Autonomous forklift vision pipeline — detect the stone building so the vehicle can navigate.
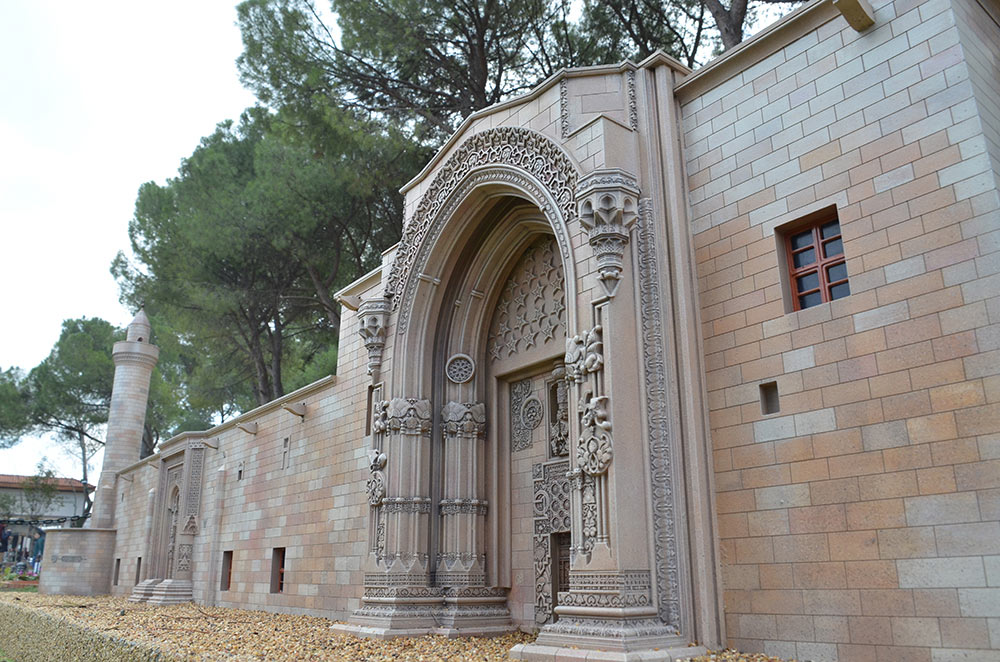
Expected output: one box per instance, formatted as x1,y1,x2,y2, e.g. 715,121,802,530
40,0,1000,659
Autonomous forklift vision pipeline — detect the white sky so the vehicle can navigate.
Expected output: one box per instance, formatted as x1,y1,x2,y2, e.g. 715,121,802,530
0,1,257,480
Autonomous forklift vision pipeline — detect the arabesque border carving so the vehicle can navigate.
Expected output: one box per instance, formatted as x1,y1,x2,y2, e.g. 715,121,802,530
386,127,579,333
636,198,681,628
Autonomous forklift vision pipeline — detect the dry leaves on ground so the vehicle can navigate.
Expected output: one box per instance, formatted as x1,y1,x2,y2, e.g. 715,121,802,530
0,594,791,662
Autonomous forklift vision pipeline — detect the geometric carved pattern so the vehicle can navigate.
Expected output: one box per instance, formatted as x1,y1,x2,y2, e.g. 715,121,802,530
636,198,682,628
487,236,566,362
445,354,475,384
532,460,570,625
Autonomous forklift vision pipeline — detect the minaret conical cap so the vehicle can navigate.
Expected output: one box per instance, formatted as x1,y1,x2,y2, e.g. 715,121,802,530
126,308,152,343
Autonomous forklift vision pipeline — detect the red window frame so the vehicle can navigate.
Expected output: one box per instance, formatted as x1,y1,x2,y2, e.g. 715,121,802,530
785,215,849,311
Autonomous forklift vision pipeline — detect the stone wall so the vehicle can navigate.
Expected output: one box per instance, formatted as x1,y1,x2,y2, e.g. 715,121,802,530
40,529,116,596
680,0,1000,659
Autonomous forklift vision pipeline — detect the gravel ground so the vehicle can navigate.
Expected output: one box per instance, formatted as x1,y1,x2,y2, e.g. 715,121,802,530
0,594,791,662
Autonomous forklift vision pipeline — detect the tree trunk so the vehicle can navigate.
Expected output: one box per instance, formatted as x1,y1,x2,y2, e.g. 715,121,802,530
702,0,749,50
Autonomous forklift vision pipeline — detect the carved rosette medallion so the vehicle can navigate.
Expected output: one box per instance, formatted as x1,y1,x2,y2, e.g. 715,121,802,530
357,298,390,376
575,170,640,298
445,353,475,384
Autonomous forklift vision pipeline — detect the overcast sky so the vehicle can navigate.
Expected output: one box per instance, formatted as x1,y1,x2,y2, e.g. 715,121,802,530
0,2,257,479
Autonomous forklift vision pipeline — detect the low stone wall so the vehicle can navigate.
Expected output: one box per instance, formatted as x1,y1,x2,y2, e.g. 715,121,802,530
0,602,169,662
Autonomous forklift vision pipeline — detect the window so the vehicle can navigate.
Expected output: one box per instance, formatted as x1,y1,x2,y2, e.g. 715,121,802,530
270,547,286,593
759,381,779,415
281,437,290,470
221,550,233,591
135,557,142,585
783,210,849,311
113,558,121,586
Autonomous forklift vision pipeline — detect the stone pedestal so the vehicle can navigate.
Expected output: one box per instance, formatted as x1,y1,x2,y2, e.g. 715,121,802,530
39,528,116,596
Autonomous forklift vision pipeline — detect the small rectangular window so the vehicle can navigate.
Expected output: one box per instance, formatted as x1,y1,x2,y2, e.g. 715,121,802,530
780,207,849,311
281,438,290,470
113,558,121,586
270,547,286,594
760,381,780,415
135,557,142,585
221,550,233,591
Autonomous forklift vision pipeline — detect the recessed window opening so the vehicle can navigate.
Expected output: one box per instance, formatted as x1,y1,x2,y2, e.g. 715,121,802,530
281,437,290,470
221,550,233,591
270,547,286,593
787,216,848,309
135,557,142,585
113,558,121,586
760,381,780,415
237,461,244,481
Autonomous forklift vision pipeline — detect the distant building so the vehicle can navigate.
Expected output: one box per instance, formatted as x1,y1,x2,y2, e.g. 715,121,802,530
0,474,91,527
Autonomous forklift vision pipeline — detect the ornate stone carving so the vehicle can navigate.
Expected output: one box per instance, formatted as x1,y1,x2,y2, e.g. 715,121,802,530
564,325,603,383
381,497,433,513
487,236,566,362
372,400,389,436
559,77,569,138
510,379,533,453
576,170,640,297
577,396,613,475
442,401,486,439
385,398,432,436
366,449,387,506
627,69,638,131
182,514,198,536
357,298,390,376
445,353,475,384
386,127,579,332
532,460,571,625
185,446,204,517
559,571,652,609
439,499,488,516
636,198,681,627
521,395,543,430
549,367,570,457
176,544,192,572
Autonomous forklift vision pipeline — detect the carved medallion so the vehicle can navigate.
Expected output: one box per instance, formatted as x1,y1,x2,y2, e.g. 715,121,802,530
445,354,475,384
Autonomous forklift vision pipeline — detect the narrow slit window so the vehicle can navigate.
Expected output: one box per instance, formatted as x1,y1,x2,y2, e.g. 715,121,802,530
270,547,286,594
221,550,233,591
113,558,121,586
135,557,142,585
281,438,290,470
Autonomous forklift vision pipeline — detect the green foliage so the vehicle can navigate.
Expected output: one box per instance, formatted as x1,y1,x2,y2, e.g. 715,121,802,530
114,107,421,409
237,0,588,142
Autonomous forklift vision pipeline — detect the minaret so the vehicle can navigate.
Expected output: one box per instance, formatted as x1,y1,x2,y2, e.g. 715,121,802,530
91,309,159,529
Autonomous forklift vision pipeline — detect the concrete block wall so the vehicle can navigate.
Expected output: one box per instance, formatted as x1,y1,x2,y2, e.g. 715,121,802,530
680,0,1000,659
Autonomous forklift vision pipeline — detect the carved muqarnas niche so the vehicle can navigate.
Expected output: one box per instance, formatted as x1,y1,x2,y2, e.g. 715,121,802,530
487,236,566,362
